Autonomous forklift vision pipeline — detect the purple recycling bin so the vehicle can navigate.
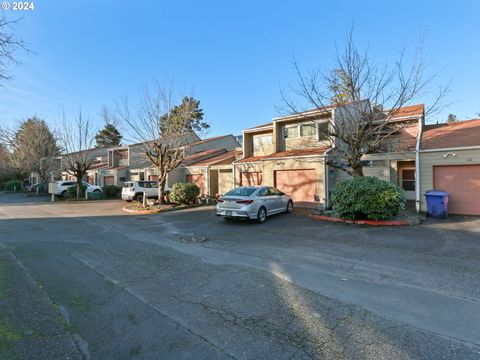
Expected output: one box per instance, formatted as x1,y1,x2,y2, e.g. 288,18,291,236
425,190,449,218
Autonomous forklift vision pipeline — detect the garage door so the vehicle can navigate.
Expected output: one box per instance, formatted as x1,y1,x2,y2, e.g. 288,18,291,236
104,176,115,186
218,169,233,194
433,165,480,215
240,172,262,186
274,169,316,203
186,174,205,195
148,175,159,181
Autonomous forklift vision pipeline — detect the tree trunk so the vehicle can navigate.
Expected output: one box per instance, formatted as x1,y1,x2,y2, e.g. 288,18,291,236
351,163,364,177
157,178,167,205
76,176,83,199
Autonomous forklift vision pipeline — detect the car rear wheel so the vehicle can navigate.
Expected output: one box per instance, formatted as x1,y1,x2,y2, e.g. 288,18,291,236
257,207,267,223
286,200,293,213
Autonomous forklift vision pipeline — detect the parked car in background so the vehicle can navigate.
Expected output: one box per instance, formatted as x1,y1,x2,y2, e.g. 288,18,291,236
52,181,102,197
121,181,170,202
28,182,48,193
216,186,293,223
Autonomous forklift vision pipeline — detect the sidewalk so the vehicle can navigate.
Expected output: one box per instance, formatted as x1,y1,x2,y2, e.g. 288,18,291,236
0,247,81,359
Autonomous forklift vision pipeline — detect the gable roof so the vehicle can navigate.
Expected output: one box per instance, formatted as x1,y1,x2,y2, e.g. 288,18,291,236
421,119,480,150
188,134,233,146
237,147,328,163
386,104,425,120
181,148,227,165
243,122,273,131
188,150,236,167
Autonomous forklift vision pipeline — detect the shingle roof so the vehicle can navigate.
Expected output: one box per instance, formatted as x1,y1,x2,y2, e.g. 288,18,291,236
236,155,266,163
421,119,480,150
386,104,424,119
236,147,328,163
262,147,329,159
244,122,273,131
188,150,236,167
188,135,231,146
182,148,227,165
89,162,108,170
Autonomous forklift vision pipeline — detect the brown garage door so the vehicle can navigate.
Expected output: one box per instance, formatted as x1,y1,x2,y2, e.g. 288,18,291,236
433,165,480,215
240,172,262,186
274,169,316,203
104,176,115,186
186,174,205,195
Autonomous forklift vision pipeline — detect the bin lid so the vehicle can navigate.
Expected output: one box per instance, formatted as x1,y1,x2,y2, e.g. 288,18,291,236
425,190,449,196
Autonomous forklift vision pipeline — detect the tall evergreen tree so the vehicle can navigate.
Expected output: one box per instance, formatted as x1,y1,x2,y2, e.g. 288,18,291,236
160,96,208,134
1,117,60,180
95,123,122,147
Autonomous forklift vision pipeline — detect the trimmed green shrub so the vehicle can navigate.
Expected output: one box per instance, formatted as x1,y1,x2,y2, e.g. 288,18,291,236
102,185,121,198
331,176,406,220
169,183,200,205
67,184,87,198
4,180,22,191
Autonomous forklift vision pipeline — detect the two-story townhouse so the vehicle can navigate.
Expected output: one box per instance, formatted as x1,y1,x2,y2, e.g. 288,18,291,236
235,102,425,209
162,134,240,194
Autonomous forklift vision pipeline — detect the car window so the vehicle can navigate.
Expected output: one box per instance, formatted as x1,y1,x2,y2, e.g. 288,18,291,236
123,183,134,188
225,187,257,197
269,187,283,196
62,182,74,186
258,188,269,196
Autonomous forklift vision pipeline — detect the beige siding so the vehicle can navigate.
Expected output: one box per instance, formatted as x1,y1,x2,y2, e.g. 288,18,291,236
277,119,330,151
235,157,325,206
419,148,480,211
252,133,274,157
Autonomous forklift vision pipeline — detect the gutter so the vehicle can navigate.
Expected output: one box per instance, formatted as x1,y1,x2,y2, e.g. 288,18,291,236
415,116,423,213
420,145,480,152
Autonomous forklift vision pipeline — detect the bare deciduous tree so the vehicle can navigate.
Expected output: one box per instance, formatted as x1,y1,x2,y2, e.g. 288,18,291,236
279,29,449,177
59,110,96,198
117,83,209,204
0,15,29,83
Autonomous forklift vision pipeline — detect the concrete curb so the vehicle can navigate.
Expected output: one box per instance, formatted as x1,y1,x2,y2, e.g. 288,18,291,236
310,214,410,226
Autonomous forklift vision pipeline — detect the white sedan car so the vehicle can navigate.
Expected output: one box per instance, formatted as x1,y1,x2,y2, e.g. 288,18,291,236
216,186,293,223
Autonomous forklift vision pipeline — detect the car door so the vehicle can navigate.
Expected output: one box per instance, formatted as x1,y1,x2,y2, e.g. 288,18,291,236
258,187,276,213
268,187,287,212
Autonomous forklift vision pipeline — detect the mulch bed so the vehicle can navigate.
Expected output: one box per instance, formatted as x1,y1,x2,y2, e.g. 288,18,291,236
310,209,425,226
122,202,208,214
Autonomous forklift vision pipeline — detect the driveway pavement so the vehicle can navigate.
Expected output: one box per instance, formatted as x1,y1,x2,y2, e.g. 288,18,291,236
0,193,479,359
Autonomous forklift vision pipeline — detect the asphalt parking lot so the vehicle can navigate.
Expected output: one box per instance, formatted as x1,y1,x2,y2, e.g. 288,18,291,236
0,193,479,359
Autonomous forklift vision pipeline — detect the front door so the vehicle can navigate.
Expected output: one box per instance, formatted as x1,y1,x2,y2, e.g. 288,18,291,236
399,168,416,200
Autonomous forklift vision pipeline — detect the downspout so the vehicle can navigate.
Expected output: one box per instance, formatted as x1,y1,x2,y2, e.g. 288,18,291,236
232,159,239,188
322,148,334,209
415,116,423,213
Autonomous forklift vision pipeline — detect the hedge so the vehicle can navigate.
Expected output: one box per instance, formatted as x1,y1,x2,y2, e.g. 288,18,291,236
169,183,200,205
331,176,406,220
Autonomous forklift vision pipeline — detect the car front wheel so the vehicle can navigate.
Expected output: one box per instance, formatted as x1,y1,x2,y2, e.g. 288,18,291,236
93,189,101,193
61,190,67,198
256,207,267,224
286,200,293,213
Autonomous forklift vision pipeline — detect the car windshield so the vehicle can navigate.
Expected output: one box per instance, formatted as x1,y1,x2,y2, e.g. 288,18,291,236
123,183,134,188
224,187,257,197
